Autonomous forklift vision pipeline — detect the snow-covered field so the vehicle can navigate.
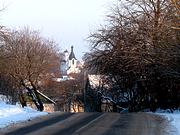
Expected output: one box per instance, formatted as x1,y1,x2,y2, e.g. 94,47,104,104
156,109,180,135
0,101,48,128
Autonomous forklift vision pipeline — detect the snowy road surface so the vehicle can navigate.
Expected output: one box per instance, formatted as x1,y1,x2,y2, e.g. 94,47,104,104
0,112,176,135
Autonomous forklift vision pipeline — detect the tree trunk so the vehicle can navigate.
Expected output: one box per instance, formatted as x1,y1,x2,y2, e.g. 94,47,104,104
19,94,27,107
33,89,44,111
21,80,44,111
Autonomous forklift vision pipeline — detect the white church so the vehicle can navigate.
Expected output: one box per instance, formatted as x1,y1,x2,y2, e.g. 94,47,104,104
61,46,81,76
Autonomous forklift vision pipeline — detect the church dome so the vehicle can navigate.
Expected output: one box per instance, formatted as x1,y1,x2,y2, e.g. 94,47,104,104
69,46,76,60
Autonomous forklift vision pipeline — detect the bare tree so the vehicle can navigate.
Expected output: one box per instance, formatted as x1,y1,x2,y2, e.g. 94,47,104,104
41,70,85,112
84,0,179,111
171,0,180,30
0,28,60,111
0,74,18,104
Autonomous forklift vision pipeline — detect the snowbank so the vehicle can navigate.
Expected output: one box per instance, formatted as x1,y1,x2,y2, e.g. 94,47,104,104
156,109,180,135
0,101,48,128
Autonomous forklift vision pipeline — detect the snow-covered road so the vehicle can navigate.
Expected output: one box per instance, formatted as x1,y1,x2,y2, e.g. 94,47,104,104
0,101,179,135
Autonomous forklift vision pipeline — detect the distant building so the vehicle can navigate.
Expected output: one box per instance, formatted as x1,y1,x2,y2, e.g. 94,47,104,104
53,46,84,112
60,46,81,77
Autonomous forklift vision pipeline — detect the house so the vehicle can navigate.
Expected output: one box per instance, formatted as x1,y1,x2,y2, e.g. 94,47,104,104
85,75,112,112
85,75,128,112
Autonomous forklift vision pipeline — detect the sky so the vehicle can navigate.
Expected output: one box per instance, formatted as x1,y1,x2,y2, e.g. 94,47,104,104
0,0,115,60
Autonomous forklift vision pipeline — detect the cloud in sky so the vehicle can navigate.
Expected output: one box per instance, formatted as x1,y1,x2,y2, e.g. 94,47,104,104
0,0,115,59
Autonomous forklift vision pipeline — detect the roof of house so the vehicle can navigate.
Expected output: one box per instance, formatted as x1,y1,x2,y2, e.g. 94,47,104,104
25,90,56,104
37,90,56,104
64,49,68,53
69,46,76,60
88,75,109,89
